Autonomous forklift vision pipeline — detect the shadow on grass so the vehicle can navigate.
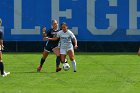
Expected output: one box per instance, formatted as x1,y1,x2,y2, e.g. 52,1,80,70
75,52,137,55
3,52,137,55
13,71,58,74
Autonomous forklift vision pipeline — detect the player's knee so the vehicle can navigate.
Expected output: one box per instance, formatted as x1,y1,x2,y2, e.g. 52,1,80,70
43,52,48,58
42,54,47,59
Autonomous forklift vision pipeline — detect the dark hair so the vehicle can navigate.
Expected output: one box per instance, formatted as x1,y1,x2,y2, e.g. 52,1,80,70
61,22,67,27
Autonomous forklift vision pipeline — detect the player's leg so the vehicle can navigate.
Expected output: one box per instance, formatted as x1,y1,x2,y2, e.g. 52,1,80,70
52,47,61,72
37,49,49,72
0,50,10,77
61,54,66,64
0,51,4,76
40,50,49,67
67,49,77,72
138,47,140,56
60,48,67,63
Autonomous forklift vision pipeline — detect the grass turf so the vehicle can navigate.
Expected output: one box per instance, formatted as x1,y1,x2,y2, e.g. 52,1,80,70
0,52,140,93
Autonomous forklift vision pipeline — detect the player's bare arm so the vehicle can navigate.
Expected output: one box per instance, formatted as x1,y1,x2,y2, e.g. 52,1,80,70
43,37,59,41
0,39,4,50
48,37,59,41
73,38,78,49
42,27,47,37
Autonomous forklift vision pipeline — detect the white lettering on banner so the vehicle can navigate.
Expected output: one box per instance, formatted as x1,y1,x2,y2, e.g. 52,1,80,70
87,0,117,35
11,0,40,35
127,0,140,35
51,0,78,35
9,0,140,36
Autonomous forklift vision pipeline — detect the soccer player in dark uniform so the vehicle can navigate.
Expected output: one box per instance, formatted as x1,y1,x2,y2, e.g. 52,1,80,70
37,20,62,72
0,18,10,77
46,22,78,72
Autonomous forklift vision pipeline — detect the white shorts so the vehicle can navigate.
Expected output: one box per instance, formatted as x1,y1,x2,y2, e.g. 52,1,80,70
60,47,74,55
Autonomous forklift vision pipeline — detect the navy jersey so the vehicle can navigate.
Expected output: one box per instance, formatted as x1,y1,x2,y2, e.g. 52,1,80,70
46,28,59,46
0,28,3,40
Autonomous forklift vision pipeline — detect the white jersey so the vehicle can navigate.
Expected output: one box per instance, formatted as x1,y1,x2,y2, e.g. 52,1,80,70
57,30,75,49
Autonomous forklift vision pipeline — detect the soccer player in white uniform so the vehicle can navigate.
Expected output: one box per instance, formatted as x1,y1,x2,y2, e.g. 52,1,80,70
0,18,10,77
45,22,78,72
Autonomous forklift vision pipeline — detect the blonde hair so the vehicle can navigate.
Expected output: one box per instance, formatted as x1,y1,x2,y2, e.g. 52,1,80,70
51,20,57,25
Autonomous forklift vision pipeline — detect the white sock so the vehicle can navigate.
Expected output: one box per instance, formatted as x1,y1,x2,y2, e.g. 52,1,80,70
72,60,76,71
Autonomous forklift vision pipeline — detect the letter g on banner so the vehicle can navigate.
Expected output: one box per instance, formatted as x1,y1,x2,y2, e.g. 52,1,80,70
87,0,117,35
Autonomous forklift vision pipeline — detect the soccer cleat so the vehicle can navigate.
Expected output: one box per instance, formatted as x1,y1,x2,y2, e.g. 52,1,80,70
2,74,7,77
37,66,42,72
74,70,77,72
4,71,10,75
64,58,68,63
2,72,10,77
56,68,62,72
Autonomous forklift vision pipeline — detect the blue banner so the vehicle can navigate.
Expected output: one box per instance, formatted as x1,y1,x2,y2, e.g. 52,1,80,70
0,0,140,41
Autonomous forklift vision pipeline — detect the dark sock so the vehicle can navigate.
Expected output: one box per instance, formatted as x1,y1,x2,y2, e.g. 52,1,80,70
56,56,61,68
40,58,45,67
0,62,4,75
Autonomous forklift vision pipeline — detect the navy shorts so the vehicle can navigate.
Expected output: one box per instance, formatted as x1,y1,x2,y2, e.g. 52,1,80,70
44,43,58,52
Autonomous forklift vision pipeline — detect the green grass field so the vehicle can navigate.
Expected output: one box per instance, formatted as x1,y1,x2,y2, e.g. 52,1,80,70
0,52,140,93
